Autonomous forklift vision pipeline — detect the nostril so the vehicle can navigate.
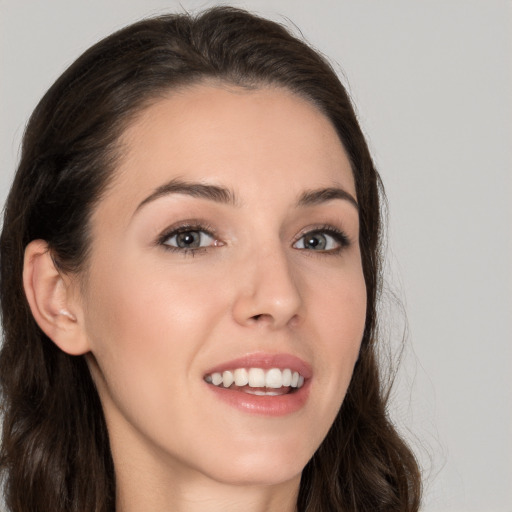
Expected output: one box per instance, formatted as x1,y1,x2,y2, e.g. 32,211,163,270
250,313,273,323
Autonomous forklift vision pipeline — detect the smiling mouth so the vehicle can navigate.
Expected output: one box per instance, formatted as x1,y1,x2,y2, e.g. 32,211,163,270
204,367,305,396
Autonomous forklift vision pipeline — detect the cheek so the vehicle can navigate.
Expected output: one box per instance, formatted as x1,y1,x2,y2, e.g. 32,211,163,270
310,256,367,341
307,263,367,400
91,258,213,334
82,255,228,394
82,256,232,450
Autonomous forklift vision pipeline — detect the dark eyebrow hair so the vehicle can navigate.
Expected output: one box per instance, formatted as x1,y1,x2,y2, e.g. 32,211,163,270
135,178,239,213
134,179,358,215
297,187,359,211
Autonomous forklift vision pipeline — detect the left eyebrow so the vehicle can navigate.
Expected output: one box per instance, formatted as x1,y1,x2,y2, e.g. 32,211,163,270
296,187,359,211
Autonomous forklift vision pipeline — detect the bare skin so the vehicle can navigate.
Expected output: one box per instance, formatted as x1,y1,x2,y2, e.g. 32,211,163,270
24,83,366,512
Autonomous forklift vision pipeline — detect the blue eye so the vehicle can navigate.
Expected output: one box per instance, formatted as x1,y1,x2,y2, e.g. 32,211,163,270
162,229,215,250
293,229,348,252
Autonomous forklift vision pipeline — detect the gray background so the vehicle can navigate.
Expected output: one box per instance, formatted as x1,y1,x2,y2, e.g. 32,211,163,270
1,1,511,511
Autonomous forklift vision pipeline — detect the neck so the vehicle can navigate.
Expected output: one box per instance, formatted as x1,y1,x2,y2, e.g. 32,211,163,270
115,460,300,512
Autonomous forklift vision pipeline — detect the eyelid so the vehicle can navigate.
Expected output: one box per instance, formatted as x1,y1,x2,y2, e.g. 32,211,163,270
154,220,351,256
292,224,351,252
155,220,220,251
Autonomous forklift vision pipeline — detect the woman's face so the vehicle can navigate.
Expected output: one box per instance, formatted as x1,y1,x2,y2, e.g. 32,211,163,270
78,84,366,487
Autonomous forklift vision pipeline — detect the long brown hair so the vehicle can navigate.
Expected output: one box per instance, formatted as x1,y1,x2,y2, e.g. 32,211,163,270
0,7,421,511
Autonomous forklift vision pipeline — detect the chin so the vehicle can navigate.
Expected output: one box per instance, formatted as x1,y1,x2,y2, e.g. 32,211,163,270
206,460,304,487
192,438,312,487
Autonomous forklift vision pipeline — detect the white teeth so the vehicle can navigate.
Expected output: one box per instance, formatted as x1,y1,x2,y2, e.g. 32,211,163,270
265,368,283,388
244,389,282,396
234,368,249,386
282,368,292,386
205,367,306,390
248,368,265,387
222,370,234,388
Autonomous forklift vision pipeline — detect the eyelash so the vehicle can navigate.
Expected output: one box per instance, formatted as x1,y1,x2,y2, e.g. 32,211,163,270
157,222,218,256
156,222,351,256
294,225,351,256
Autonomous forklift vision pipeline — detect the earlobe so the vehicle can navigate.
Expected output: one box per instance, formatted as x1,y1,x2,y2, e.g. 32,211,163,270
23,239,90,355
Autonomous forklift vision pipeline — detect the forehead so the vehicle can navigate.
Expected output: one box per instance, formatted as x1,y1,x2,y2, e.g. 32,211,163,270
102,84,355,216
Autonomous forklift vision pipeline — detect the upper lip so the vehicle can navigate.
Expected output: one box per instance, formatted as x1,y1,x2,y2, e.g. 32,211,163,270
204,352,312,379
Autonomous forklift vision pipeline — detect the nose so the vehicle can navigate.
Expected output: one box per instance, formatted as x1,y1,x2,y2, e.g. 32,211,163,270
231,245,303,329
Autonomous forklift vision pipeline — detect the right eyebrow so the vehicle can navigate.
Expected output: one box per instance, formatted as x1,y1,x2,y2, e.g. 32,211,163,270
134,178,240,215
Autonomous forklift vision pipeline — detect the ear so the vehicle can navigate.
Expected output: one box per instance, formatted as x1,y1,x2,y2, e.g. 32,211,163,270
23,239,90,355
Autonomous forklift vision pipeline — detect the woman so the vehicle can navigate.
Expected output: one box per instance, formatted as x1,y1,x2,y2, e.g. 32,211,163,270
0,7,421,511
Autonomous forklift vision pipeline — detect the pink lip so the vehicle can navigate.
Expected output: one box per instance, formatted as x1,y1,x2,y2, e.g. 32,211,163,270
204,352,312,417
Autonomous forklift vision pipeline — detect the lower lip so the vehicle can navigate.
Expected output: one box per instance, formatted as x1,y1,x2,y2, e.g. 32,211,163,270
205,380,311,416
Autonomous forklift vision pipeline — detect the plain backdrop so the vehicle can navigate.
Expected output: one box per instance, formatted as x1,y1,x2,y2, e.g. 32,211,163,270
1,1,511,511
